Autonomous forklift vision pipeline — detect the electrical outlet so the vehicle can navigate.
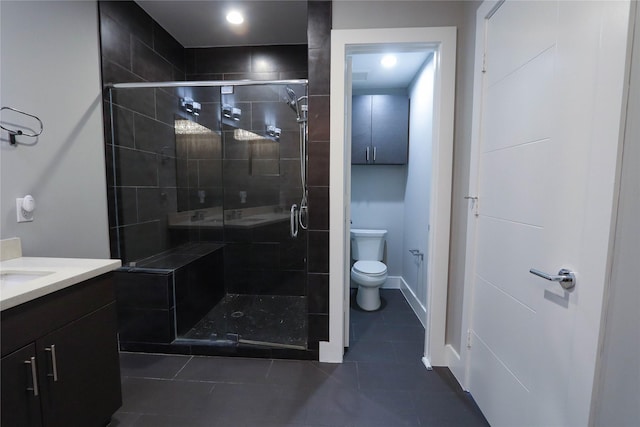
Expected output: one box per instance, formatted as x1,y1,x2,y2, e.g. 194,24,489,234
16,198,34,223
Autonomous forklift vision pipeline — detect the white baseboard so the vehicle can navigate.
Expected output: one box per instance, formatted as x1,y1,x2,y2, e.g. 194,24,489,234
421,356,433,371
383,276,402,289
399,277,427,328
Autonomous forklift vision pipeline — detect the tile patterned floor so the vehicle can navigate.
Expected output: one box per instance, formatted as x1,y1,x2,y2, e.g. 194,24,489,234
109,290,489,427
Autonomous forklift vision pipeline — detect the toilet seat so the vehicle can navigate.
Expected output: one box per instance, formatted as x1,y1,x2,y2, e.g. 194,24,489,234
352,260,387,276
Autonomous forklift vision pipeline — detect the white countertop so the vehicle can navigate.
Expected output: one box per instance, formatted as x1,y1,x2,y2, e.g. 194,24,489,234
0,257,122,311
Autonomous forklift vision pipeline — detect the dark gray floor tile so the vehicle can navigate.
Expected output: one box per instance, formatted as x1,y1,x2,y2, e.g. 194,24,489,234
357,360,452,392
114,290,487,427
383,308,424,326
359,388,416,410
119,352,191,379
352,410,420,427
315,360,359,387
201,382,308,425
379,290,413,312
348,307,384,325
119,377,214,416
304,387,418,427
257,424,317,427
266,359,342,388
300,381,361,407
413,392,489,426
175,355,272,383
354,322,425,343
393,340,425,363
350,317,386,342
133,414,208,427
108,411,140,427
304,398,359,426
344,339,397,362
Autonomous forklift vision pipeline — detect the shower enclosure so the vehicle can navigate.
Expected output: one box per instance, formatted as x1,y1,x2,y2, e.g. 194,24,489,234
106,80,310,354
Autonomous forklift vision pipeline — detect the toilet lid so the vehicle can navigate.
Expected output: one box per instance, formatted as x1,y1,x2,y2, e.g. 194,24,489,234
353,260,387,275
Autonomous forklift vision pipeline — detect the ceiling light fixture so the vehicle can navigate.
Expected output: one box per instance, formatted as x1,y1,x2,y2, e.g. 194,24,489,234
226,10,244,25
381,54,397,68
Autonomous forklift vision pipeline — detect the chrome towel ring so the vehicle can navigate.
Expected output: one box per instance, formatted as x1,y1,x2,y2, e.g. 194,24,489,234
1,106,44,145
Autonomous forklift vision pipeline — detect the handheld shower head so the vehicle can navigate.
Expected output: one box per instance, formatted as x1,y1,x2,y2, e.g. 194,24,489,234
286,87,297,105
285,87,301,117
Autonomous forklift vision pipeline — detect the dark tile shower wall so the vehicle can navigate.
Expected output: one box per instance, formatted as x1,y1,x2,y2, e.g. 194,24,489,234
99,0,332,354
306,1,332,345
184,50,310,301
99,1,187,263
185,45,308,82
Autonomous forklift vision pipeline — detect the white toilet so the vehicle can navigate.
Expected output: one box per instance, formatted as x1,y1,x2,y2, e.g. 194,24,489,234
350,229,388,311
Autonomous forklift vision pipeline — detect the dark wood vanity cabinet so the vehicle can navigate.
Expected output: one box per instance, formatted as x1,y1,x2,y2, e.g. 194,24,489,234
351,94,410,165
1,273,122,427
2,343,42,427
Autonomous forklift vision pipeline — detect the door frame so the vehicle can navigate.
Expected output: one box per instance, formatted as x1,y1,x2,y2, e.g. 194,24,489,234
448,0,502,391
456,2,633,422
321,27,456,364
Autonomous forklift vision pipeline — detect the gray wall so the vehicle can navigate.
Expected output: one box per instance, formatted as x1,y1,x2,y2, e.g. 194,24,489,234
0,1,110,258
351,165,407,277
333,0,481,351
593,3,640,424
405,57,435,308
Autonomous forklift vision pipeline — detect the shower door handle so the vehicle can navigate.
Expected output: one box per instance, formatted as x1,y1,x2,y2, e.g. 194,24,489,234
290,204,298,237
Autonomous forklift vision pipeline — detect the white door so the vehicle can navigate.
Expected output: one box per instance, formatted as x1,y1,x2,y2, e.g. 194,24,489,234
465,1,630,426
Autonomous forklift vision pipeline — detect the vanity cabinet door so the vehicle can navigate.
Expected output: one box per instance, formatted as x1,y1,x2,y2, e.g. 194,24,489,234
1,343,43,427
37,303,122,427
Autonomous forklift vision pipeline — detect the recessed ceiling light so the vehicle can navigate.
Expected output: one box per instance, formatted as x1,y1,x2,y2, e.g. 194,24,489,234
381,54,397,68
226,10,244,25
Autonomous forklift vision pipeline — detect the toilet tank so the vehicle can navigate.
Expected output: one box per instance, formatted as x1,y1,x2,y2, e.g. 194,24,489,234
350,229,387,261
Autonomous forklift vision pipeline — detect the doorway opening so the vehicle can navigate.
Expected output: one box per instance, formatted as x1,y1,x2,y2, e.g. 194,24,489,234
324,27,457,365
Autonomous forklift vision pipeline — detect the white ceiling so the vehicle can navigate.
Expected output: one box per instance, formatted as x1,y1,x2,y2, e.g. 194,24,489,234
135,1,432,89
351,50,433,90
135,0,308,48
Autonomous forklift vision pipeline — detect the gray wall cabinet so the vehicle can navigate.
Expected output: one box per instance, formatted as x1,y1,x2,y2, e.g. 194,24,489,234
351,94,409,165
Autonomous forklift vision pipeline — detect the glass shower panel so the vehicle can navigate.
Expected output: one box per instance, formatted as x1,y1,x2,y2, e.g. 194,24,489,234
108,81,308,351
107,85,225,257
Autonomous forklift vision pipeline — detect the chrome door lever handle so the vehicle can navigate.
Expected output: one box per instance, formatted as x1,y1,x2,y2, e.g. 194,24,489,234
529,268,576,290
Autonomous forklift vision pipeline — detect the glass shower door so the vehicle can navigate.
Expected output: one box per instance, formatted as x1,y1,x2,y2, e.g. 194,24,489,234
108,81,309,351
217,83,309,349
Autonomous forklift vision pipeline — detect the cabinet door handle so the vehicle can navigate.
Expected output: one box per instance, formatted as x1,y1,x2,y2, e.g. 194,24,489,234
366,147,369,162
45,345,59,382
24,357,39,396
373,146,377,162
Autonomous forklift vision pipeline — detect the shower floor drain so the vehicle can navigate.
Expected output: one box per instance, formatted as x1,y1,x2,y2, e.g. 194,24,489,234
231,311,244,318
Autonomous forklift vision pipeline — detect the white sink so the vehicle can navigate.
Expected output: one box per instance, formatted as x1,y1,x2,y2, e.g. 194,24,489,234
0,270,54,287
